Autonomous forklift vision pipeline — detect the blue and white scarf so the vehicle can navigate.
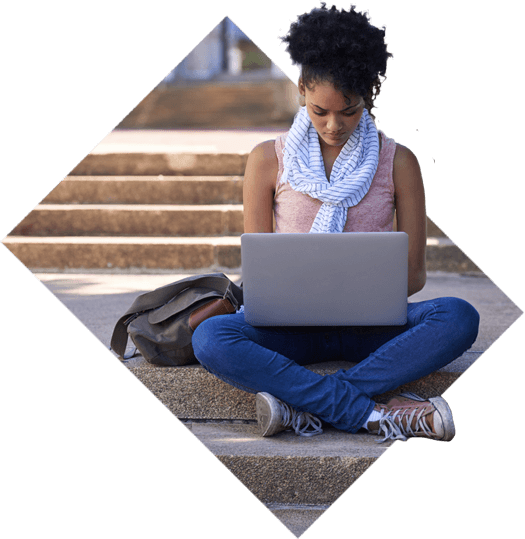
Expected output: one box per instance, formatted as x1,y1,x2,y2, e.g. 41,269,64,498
281,106,380,233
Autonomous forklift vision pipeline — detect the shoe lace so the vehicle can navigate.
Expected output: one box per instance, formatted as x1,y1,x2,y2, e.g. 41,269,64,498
279,401,323,437
376,405,432,443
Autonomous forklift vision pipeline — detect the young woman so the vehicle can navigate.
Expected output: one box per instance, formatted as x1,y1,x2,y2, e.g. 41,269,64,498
192,4,480,443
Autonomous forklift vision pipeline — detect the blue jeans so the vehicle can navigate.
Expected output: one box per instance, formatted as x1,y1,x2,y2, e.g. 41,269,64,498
192,297,479,433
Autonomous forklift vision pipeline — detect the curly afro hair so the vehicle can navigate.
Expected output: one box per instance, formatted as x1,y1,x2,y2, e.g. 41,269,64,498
282,3,392,117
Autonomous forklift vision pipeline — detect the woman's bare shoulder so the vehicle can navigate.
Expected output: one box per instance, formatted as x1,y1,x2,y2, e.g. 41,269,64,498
247,139,279,170
245,139,279,191
393,143,419,169
243,140,279,233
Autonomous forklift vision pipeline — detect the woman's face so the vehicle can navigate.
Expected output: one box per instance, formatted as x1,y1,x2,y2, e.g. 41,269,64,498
299,80,364,150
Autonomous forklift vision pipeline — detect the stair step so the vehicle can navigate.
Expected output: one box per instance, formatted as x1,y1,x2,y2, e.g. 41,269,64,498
39,176,445,236
126,359,459,510
11,204,446,239
3,236,241,271
187,421,392,506
3,236,481,273
116,80,298,129
267,505,328,537
70,153,249,176
11,204,243,237
43,176,244,205
124,359,460,421
426,237,481,272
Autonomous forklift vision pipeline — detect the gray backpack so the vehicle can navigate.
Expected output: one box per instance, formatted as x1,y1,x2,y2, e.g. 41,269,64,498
110,273,243,366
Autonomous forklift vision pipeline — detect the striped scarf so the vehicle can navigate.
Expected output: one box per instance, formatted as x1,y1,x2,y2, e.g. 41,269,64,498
281,106,380,233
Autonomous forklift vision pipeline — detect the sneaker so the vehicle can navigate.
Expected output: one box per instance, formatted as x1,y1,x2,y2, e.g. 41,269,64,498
368,392,455,443
255,392,323,437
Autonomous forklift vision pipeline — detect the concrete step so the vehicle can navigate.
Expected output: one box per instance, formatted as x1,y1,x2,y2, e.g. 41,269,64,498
124,359,461,422
38,175,446,237
10,203,445,239
116,79,298,129
3,235,481,273
93,128,288,155
3,236,241,271
10,200,446,243
186,421,392,506
123,357,458,526
70,152,249,176
41,175,446,237
266,504,328,537
11,204,244,237
42,176,244,205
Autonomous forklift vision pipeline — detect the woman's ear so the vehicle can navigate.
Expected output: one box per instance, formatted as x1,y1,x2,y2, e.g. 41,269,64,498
298,79,306,107
298,78,305,96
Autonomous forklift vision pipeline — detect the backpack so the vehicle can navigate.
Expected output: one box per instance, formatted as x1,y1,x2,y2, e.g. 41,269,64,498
110,273,243,366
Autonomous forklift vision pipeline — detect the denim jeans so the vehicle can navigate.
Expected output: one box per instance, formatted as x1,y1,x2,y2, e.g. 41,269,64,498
192,297,479,433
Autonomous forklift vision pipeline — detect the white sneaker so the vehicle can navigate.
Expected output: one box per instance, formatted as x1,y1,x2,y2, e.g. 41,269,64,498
255,392,323,437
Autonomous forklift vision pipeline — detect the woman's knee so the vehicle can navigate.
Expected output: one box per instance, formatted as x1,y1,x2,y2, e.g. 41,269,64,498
191,314,259,394
191,314,243,365
440,297,480,347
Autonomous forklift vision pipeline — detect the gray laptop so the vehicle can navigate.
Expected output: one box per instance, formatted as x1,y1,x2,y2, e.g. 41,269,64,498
241,232,408,326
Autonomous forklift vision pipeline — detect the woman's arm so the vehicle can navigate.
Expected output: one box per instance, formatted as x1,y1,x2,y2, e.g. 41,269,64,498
243,140,279,233
393,144,427,297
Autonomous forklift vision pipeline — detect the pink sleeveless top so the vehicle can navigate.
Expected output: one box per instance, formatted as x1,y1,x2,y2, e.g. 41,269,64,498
274,131,396,233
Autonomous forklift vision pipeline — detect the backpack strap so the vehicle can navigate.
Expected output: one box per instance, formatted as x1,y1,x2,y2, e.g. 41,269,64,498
110,273,242,358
